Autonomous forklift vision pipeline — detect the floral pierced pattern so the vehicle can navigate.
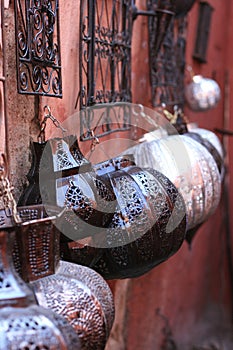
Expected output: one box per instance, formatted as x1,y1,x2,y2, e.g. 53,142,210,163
1,306,80,349
64,180,94,221
32,274,108,350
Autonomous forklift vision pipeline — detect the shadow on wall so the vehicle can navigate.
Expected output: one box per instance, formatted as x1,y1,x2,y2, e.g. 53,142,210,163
157,304,233,350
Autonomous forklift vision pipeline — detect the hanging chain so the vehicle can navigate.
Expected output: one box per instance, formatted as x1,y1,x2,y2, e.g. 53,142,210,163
38,105,67,143
86,128,121,164
86,129,112,161
90,130,100,153
0,154,21,224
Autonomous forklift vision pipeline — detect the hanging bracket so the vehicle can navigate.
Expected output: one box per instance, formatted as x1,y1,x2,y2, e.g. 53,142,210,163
132,3,174,21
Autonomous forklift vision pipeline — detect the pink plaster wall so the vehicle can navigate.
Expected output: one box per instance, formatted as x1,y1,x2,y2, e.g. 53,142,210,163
2,0,233,349
106,1,233,349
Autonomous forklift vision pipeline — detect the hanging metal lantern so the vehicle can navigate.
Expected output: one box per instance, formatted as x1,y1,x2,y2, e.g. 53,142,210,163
0,239,80,350
18,134,117,240
13,204,115,350
185,75,221,111
184,131,224,180
61,156,187,279
164,108,224,179
187,124,224,159
0,156,80,350
19,107,187,279
122,134,221,234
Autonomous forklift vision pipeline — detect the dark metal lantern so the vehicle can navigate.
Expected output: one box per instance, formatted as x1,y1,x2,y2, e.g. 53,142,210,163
61,157,187,279
18,135,117,239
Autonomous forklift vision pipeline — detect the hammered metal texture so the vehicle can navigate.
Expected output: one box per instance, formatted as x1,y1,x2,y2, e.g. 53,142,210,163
185,131,224,180
31,261,115,350
57,262,115,339
13,205,115,350
185,75,221,111
0,306,80,349
183,136,221,224
0,227,80,349
187,126,224,159
123,134,221,231
186,126,225,180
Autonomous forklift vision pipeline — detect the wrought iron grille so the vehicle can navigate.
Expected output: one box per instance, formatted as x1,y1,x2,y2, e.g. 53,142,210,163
14,0,62,97
148,2,187,108
78,0,133,140
79,0,133,108
79,102,131,141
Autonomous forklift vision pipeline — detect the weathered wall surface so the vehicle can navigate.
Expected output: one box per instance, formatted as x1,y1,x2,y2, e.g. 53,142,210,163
1,0,233,349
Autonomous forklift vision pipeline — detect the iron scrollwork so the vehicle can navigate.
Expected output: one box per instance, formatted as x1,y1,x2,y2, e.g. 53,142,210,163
14,0,62,97
79,0,133,140
147,0,188,108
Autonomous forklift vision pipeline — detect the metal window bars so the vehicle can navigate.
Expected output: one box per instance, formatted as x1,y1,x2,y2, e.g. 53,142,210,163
14,0,62,97
148,5,187,108
13,0,189,139
78,0,188,113
78,0,134,141
79,0,133,110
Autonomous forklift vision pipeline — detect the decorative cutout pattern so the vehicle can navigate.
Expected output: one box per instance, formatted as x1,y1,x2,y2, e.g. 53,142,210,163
31,260,115,350
148,14,187,107
14,0,62,97
0,262,11,289
79,0,133,140
79,0,132,108
65,180,94,220
1,306,80,349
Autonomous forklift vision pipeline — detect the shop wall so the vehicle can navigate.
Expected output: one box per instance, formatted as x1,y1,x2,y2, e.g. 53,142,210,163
117,1,233,349
1,0,233,349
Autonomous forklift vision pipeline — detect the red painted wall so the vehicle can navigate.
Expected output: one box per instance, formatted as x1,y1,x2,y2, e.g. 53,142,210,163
106,1,233,349
2,0,232,349
40,1,233,348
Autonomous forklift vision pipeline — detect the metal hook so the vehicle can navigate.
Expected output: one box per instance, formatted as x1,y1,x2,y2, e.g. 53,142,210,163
38,106,67,143
44,105,52,115
90,130,100,152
